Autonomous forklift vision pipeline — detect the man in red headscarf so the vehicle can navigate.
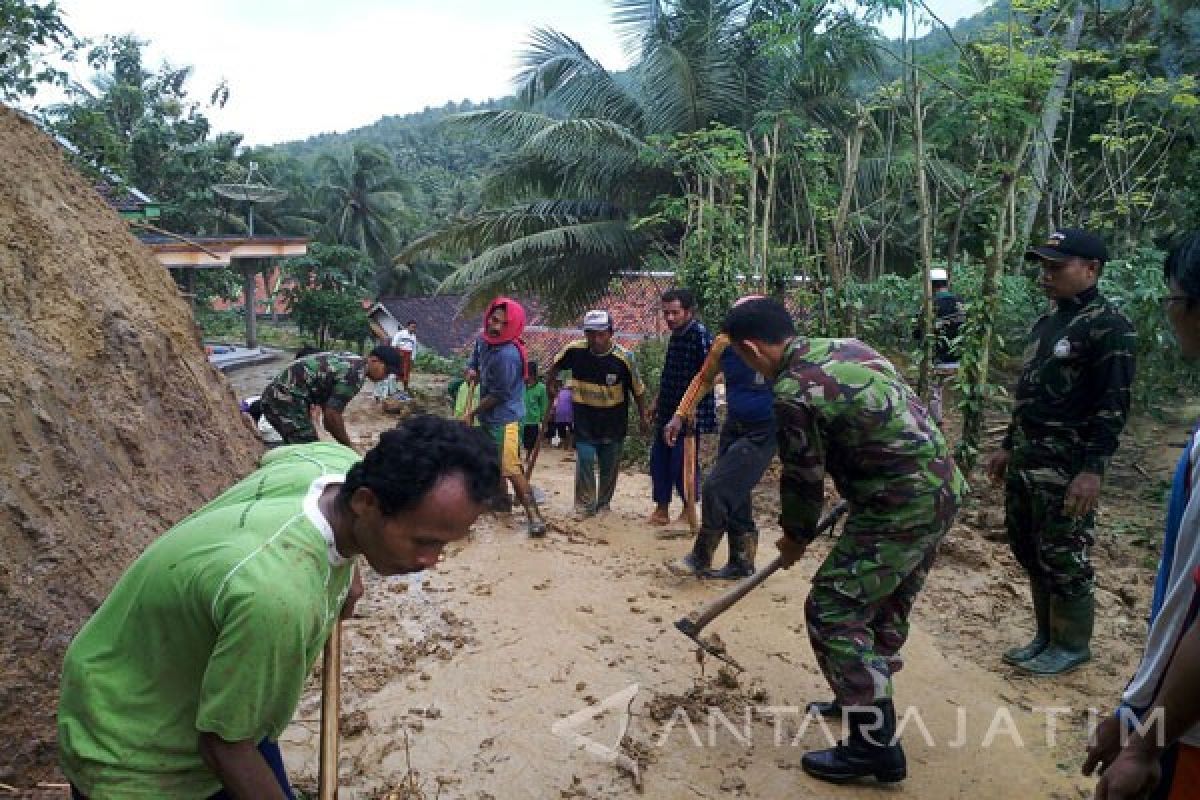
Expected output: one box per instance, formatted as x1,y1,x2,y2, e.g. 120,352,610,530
465,297,547,536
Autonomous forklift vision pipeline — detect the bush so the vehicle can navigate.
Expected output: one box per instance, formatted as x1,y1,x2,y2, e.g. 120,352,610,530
622,336,669,467
195,307,241,339
413,349,465,376
1102,248,1200,409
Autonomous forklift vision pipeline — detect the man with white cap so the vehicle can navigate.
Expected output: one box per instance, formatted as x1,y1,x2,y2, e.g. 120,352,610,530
915,268,966,368
546,310,651,519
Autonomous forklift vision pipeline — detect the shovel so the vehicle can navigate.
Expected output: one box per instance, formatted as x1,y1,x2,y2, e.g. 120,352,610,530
674,500,848,668
318,620,342,800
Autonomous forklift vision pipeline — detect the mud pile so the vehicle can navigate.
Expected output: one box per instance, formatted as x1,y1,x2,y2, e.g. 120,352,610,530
0,106,262,782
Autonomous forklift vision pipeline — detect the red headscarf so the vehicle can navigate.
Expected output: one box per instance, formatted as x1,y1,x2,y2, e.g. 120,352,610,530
481,296,529,379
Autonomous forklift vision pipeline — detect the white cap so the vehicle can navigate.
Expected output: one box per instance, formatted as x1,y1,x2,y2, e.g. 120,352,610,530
582,310,613,331
929,268,949,282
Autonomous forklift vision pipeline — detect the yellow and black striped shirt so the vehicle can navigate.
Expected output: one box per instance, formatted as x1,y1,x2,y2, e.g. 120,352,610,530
552,340,644,442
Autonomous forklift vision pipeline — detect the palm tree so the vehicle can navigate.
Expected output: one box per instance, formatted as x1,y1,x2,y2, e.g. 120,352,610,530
400,0,879,317
316,143,410,266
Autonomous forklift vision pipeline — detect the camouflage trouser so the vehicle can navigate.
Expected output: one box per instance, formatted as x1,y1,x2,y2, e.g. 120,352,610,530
260,385,319,444
1005,427,1095,599
806,510,953,706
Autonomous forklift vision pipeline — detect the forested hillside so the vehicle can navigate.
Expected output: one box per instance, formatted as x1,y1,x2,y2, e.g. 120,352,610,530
267,97,514,228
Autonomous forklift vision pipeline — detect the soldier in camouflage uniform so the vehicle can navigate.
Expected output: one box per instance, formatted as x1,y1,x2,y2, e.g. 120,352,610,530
724,297,964,786
260,346,403,449
985,228,1136,676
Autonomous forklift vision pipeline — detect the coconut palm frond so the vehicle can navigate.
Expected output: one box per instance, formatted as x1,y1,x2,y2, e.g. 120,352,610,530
480,156,564,206
439,219,652,320
515,28,647,130
396,202,624,264
446,110,558,146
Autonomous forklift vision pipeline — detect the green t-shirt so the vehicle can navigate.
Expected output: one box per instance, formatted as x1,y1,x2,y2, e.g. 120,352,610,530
58,443,359,799
523,381,548,425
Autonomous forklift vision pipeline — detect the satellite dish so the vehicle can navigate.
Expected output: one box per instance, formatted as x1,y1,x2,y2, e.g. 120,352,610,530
211,183,288,203
211,162,287,235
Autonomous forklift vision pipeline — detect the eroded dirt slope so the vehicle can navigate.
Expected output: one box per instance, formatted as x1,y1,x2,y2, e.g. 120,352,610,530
0,106,262,782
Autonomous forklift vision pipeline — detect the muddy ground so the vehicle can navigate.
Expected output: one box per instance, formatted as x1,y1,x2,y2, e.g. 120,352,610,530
222,359,1179,799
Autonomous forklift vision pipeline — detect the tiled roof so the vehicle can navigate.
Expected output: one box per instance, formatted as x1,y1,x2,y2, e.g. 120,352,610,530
374,294,480,357
374,274,805,362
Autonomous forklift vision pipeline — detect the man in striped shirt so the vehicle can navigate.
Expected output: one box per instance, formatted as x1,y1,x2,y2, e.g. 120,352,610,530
546,310,650,519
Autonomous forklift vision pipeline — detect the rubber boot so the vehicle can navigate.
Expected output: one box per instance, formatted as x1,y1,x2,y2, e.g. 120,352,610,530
1002,581,1052,665
806,700,841,718
1017,592,1094,675
801,699,907,784
707,531,758,580
668,529,721,577
520,494,547,538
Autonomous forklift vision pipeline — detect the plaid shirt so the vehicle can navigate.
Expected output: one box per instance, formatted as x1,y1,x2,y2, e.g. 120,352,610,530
656,319,717,432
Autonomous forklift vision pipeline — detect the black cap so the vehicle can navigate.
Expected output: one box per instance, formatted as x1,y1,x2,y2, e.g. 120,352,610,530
1025,228,1107,264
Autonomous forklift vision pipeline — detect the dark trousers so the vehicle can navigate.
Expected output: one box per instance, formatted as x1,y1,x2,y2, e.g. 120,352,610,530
72,739,294,800
649,426,700,506
522,423,541,453
701,418,776,534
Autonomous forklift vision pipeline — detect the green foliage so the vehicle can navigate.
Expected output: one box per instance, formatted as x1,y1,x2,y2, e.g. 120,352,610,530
46,35,241,234
286,289,370,352
282,242,373,291
194,307,240,339
621,335,668,467
316,143,410,266
1101,247,1200,407
413,349,464,376
0,0,78,100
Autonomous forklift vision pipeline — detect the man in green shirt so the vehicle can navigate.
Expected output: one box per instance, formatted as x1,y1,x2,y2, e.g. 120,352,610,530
522,361,549,456
58,415,499,799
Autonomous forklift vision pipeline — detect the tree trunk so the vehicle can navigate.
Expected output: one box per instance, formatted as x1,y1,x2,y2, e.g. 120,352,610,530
761,120,781,293
957,130,1034,474
242,264,257,348
825,109,868,334
746,133,758,270
913,79,936,400
1018,2,1086,245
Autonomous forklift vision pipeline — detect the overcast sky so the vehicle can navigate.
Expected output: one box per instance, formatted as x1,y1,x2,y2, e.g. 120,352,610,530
46,0,987,146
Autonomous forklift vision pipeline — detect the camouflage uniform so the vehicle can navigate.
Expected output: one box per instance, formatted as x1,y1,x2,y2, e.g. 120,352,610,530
260,353,367,444
774,337,965,706
1002,286,1136,598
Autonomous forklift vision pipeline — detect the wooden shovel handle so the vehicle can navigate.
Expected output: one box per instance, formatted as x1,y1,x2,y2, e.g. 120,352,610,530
318,620,342,800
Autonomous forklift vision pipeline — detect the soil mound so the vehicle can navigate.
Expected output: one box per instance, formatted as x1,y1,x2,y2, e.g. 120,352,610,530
0,106,262,782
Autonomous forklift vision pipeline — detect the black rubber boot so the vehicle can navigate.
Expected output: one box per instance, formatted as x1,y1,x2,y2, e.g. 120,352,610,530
1017,592,1094,675
1002,580,1052,665
668,529,722,577
806,700,841,718
801,699,907,784
707,531,758,580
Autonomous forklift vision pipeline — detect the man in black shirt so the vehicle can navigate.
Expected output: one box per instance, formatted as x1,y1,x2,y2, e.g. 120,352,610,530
546,311,651,519
985,228,1137,675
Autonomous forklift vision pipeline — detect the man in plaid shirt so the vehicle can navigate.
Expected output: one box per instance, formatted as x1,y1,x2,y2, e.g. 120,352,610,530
648,288,717,525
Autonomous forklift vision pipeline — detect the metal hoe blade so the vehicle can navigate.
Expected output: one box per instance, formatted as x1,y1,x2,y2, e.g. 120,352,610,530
675,617,744,672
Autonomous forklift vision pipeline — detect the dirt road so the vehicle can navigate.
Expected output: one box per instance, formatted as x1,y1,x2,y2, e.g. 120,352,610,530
256,375,1166,799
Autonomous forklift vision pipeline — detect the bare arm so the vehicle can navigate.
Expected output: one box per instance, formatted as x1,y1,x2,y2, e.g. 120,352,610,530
673,334,729,421
321,407,355,450
1092,619,1200,799
664,334,728,445
198,734,288,800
